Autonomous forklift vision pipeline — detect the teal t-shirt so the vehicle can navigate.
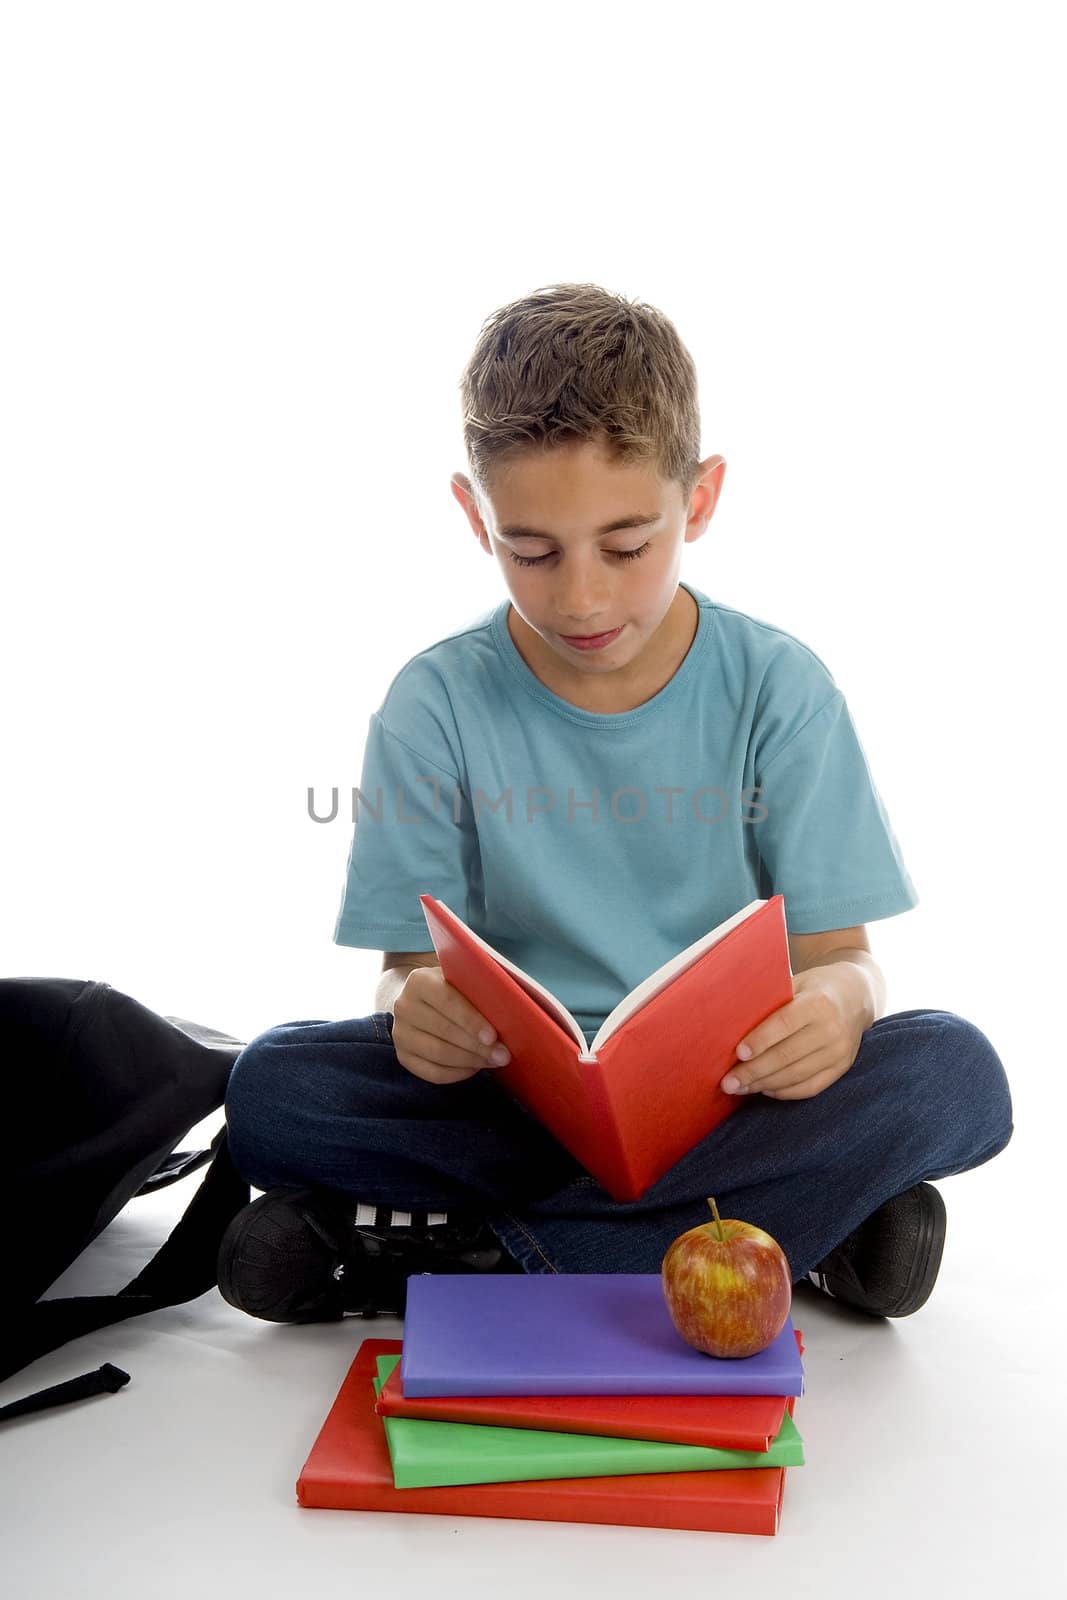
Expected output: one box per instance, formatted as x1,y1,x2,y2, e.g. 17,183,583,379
333,581,918,1047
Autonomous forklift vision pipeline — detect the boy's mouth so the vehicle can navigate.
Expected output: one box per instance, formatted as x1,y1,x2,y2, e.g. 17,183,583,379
559,626,624,651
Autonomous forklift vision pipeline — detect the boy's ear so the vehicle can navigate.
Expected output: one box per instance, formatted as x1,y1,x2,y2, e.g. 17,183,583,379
684,455,726,544
451,473,493,552
450,472,474,514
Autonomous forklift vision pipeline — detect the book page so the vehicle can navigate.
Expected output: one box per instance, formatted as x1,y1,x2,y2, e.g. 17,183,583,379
588,899,768,1055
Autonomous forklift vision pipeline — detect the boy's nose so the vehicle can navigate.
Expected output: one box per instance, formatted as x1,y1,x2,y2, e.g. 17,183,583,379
554,571,610,619
558,596,610,626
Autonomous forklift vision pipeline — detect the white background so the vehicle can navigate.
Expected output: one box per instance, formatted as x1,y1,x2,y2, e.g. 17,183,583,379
2,4,1062,1061
1,4,1063,1595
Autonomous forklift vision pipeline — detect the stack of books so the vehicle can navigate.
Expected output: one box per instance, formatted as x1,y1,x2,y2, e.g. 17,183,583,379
296,1273,806,1537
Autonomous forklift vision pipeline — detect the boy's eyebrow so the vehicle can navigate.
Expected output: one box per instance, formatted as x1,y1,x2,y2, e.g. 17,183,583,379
498,513,663,542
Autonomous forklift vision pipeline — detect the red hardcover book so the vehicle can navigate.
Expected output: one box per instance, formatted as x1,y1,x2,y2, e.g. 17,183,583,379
297,1340,792,1536
374,1340,802,1450
418,893,794,1201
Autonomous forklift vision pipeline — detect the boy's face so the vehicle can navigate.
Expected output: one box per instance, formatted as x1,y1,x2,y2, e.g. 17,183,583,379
451,437,725,705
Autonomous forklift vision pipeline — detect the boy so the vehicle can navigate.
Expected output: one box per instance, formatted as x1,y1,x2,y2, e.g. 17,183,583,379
218,283,1013,1326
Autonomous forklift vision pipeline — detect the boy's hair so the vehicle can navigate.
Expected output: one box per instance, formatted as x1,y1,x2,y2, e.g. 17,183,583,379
459,282,703,510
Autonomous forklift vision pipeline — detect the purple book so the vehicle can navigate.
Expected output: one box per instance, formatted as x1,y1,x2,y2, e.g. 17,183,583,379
400,1274,804,1398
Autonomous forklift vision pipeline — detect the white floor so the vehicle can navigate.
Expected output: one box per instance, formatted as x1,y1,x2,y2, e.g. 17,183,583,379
2,1113,1059,1600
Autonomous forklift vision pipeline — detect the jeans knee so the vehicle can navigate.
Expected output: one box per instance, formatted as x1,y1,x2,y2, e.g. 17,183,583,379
222,1015,398,1190
223,1028,299,1186
922,1010,1014,1150
225,1026,287,1114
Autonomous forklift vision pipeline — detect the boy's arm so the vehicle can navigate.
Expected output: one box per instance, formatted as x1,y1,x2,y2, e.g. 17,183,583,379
375,951,441,1016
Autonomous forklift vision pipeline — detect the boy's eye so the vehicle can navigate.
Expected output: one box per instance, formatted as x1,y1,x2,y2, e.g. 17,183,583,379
507,541,652,569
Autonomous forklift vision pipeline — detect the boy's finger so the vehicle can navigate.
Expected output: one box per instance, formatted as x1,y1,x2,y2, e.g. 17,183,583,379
722,1026,821,1093
762,1065,843,1100
418,995,506,1060
403,972,499,1060
404,1020,494,1072
457,1010,510,1062
751,1047,837,1094
435,985,506,1057
722,1054,808,1095
406,1055,482,1085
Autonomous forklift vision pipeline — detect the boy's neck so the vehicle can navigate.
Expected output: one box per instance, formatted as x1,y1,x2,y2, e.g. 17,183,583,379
505,585,699,714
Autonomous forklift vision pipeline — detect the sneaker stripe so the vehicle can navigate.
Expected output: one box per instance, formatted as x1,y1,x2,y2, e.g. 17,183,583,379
352,1202,451,1231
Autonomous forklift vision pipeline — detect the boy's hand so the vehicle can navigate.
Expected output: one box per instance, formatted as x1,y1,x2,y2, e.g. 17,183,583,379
721,964,872,1101
391,966,512,1085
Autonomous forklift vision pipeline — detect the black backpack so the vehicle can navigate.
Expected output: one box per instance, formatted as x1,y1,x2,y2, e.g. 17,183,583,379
0,976,251,1421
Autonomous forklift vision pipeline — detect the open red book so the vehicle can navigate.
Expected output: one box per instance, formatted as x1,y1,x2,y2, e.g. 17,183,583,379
418,893,794,1201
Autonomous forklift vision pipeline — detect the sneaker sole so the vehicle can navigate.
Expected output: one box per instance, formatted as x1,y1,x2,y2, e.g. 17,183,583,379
881,1181,947,1316
802,1181,948,1317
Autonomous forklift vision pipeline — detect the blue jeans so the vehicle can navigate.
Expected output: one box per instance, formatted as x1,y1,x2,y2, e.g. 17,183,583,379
223,1008,1013,1283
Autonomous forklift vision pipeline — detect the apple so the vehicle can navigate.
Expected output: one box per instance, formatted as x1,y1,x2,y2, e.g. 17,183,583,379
661,1197,792,1359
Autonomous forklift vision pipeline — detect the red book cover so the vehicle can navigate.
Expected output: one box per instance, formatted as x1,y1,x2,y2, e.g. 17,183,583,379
418,893,794,1201
296,1339,792,1536
374,1342,802,1450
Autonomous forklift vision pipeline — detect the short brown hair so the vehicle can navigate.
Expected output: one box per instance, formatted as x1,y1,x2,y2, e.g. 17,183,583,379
459,282,703,509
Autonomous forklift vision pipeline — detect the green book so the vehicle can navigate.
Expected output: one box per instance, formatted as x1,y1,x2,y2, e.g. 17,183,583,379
372,1356,804,1490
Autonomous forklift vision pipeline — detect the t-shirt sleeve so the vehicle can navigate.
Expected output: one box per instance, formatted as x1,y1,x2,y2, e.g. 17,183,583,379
753,689,919,933
333,709,479,952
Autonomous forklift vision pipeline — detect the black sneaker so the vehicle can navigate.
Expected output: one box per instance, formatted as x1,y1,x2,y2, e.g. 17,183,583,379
802,1181,947,1317
216,1186,520,1324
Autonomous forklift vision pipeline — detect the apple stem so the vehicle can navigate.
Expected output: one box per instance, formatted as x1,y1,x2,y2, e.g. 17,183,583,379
707,1197,726,1243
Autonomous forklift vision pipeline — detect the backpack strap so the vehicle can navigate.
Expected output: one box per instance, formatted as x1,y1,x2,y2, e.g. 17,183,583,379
0,1363,130,1422
0,1125,250,1400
